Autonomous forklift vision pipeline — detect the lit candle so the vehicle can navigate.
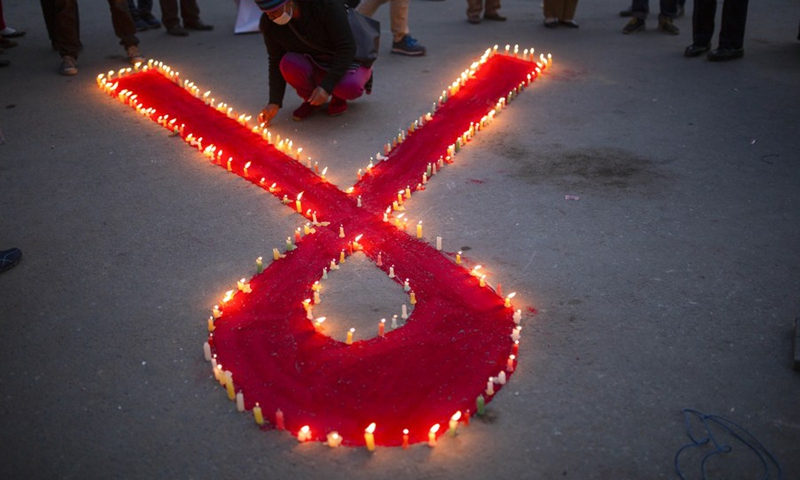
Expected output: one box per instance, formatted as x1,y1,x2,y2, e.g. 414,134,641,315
312,211,318,224
479,275,486,287
456,251,462,265
212,305,222,319
448,411,462,437
513,309,522,324
507,354,516,372
402,429,409,449
286,237,294,251
346,328,354,345
512,326,521,342
403,278,410,292
436,236,442,251
203,341,212,360
294,228,301,243
389,265,395,278
378,319,385,337
297,425,311,442
513,340,519,355
471,265,482,277
207,316,215,332
397,191,404,205
476,395,485,415
327,431,343,448
225,371,235,400
428,424,440,447
275,409,285,430
211,358,219,380
357,196,362,208
314,317,326,331
320,166,328,181
401,304,408,319
339,249,346,263
504,292,516,308
256,256,264,274
238,278,252,293
236,392,245,412
391,315,398,328
486,379,494,396
295,192,303,213
339,225,345,238
322,267,328,279
410,291,416,305
498,371,507,385
273,248,281,260
364,423,376,452
313,290,321,304
253,402,264,426
416,221,423,239
405,186,412,199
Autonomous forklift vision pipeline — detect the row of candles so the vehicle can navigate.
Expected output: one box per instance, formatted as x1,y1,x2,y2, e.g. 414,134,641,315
98,48,542,446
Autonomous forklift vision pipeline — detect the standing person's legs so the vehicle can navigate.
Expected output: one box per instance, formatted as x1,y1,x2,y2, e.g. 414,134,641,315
691,0,716,47
356,0,389,18
178,0,201,25
388,0,409,42
158,0,179,28
658,0,677,18
107,0,139,48
718,0,748,49
630,0,648,19
543,0,563,20
561,0,578,21
484,0,501,17
41,0,81,57
466,0,483,21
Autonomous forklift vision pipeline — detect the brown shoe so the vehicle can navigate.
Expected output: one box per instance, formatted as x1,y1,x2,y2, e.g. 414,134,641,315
467,15,481,24
484,12,507,21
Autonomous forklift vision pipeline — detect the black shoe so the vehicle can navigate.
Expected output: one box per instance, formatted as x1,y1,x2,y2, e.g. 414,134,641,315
684,43,710,57
0,248,22,273
484,12,507,21
707,47,744,61
619,8,633,17
184,20,214,31
166,24,189,36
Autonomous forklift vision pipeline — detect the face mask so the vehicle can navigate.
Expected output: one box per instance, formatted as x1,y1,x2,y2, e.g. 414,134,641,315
272,6,292,25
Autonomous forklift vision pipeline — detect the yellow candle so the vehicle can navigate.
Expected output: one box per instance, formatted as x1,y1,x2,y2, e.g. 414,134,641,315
416,221,423,238
346,328,354,345
253,403,264,426
273,248,281,260
225,371,235,400
428,424,440,447
479,275,486,287
456,251,462,265
448,411,462,436
364,423,376,452
504,292,516,308
297,425,311,442
207,317,215,332
327,431,343,448
339,225,345,238
295,192,303,213
410,291,417,305
340,250,346,263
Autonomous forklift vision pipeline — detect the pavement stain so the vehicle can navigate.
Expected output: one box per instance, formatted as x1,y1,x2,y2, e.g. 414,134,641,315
500,145,670,194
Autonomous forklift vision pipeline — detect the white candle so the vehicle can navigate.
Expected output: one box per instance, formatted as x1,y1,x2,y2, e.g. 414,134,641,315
327,431,343,448
486,380,494,396
339,225,345,238
436,236,442,251
401,304,408,319
403,278,410,292
498,371,507,384
236,392,245,412
203,342,211,361
389,265,395,278
513,309,522,324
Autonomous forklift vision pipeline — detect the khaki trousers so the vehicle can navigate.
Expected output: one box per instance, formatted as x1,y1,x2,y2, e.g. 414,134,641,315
543,0,578,20
357,0,409,43
466,0,501,18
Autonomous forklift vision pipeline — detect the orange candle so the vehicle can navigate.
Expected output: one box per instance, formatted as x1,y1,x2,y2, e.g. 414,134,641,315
402,429,409,449
364,423,376,452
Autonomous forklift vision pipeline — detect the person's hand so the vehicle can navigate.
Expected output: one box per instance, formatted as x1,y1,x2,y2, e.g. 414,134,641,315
258,104,280,126
307,86,330,106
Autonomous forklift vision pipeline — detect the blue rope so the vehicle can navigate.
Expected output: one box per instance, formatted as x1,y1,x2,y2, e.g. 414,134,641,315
674,409,782,480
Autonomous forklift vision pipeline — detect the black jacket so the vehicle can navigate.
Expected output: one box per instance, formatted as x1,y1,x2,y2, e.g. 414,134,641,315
259,0,356,106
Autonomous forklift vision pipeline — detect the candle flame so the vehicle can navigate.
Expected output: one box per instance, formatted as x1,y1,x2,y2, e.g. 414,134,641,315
366,422,376,433
507,292,517,299
429,424,440,434
222,290,234,303
244,161,251,169
451,411,462,422
297,192,304,201
403,429,409,435
315,317,326,324
354,234,363,242
321,166,328,175
350,328,355,333
300,425,310,434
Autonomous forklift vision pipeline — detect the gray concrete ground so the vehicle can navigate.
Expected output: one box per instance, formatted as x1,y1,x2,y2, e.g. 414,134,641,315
1,0,799,479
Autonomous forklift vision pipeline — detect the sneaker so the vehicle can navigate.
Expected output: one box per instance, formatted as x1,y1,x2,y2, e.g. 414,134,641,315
622,17,645,34
292,102,318,121
59,55,78,76
658,16,679,35
142,13,162,29
391,35,426,56
134,18,149,32
126,45,144,65
0,27,26,38
0,248,22,273
327,96,347,116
